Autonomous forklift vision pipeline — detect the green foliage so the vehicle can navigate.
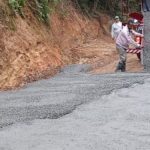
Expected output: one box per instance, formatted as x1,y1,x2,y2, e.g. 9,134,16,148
36,0,50,23
9,0,26,16
8,0,139,23
35,0,62,23
8,0,62,23
129,0,139,12
77,0,92,12
49,0,62,5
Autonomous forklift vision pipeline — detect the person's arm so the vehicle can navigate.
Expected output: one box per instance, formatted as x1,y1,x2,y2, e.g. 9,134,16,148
131,29,144,37
124,32,140,47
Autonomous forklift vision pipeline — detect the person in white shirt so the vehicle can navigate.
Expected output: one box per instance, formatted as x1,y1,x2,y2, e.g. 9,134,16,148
115,21,143,72
111,16,122,40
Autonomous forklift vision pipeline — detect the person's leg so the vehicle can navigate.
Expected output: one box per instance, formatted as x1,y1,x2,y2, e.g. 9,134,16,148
115,62,123,72
121,61,126,72
116,45,127,72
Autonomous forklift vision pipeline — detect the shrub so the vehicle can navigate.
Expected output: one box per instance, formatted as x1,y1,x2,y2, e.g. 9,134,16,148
9,0,26,16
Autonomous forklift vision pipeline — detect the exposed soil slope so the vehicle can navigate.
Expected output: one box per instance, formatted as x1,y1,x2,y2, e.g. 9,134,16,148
0,1,143,90
0,1,101,90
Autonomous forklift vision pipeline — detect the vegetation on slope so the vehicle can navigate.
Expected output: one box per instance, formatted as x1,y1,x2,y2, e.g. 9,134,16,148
8,0,62,23
8,0,140,23
76,0,139,16
0,0,141,89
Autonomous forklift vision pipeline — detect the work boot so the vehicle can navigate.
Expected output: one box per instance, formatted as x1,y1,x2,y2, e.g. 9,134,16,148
115,62,123,72
121,61,126,72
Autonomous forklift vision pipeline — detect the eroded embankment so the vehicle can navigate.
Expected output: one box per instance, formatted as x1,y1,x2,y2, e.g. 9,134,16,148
0,1,111,90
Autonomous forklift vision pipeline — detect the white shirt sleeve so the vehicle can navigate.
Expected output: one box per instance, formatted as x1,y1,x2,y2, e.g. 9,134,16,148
131,29,144,37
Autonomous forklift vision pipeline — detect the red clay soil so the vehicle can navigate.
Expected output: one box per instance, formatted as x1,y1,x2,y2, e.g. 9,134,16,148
0,1,100,90
72,36,143,74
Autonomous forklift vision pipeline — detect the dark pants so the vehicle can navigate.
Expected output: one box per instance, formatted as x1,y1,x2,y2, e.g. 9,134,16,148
116,44,127,72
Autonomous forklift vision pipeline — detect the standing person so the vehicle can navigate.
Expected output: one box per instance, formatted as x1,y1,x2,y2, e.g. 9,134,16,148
115,21,144,72
111,16,122,41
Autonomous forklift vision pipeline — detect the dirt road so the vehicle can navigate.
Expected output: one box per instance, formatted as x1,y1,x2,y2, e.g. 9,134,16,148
74,37,143,73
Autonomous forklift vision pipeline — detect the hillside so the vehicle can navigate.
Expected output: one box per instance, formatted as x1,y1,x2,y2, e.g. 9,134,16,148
0,0,143,90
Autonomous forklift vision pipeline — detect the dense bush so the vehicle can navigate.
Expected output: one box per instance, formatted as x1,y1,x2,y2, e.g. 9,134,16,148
36,0,50,22
9,0,26,16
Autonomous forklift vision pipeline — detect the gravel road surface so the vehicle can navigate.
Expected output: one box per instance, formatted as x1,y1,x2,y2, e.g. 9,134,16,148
0,64,150,128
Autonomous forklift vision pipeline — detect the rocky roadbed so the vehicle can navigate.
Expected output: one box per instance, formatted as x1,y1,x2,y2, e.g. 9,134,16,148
0,64,149,128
